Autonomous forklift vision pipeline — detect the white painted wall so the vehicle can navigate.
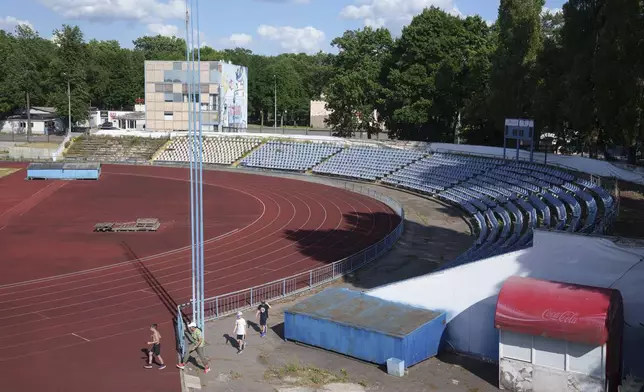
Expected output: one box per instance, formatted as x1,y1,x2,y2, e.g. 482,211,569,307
367,230,644,378
0,118,64,135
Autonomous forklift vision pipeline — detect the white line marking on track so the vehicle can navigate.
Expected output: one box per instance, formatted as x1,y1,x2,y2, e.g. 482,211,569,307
70,332,90,342
33,312,49,320
0,228,240,290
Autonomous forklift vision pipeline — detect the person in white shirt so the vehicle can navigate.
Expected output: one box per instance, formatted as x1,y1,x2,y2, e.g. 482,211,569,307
233,311,247,354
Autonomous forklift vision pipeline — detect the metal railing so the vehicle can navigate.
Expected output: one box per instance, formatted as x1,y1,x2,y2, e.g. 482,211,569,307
179,181,404,321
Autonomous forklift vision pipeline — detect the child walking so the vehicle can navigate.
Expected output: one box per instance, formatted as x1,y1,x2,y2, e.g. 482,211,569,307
145,324,166,369
233,311,247,354
255,300,271,337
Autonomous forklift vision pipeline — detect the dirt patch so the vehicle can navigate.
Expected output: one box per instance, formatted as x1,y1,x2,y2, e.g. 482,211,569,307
0,168,19,178
613,191,644,239
264,362,366,389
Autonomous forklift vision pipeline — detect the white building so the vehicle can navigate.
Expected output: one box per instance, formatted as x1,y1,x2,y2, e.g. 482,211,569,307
91,105,147,131
1,107,64,135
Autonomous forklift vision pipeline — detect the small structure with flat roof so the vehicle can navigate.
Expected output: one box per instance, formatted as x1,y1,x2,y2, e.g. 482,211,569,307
284,287,446,368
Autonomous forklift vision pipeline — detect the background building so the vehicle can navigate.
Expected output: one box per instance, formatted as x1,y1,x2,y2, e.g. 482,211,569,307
144,60,248,132
1,107,64,135
309,99,331,129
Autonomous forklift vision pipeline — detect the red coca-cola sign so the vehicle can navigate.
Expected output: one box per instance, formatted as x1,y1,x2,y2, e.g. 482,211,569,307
495,276,615,345
541,309,579,324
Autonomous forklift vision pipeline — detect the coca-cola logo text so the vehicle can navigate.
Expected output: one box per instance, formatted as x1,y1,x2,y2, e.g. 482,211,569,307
541,309,579,324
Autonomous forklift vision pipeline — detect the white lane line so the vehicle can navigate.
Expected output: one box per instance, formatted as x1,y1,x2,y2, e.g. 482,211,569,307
70,332,90,342
33,312,50,320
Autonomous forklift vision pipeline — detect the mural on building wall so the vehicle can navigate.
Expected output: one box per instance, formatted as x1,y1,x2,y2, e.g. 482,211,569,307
219,62,248,129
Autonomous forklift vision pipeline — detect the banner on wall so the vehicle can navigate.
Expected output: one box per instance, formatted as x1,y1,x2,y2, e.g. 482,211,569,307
219,62,248,129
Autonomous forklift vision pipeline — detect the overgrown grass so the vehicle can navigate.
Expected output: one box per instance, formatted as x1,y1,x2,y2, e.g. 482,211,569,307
263,361,360,387
0,168,19,178
15,142,60,149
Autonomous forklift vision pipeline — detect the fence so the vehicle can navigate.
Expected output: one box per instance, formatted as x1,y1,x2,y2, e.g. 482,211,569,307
241,125,390,140
0,131,65,144
178,181,404,321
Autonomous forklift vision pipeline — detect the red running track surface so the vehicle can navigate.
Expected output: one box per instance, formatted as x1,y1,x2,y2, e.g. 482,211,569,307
0,164,400,392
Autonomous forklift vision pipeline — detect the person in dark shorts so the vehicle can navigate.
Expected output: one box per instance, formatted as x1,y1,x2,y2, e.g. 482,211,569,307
145,324,166,369
255,300,271,337
233,311,247,354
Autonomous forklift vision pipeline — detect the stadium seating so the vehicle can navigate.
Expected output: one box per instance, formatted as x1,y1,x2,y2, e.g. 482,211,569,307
379,151,617,265
312,147,426,181
154,136,261,165
147,134,616,267
65,136,168,162
240,141,343,171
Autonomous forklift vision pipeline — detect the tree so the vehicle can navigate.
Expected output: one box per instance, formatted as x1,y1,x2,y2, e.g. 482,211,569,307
381,8,494,142
1,25,56,137
265,57,308,125
86,40,144,109
50,25,91,128
324,27,393,137
488,0,545,145
593,0,643,163
533,10,567,153
132,35,186,60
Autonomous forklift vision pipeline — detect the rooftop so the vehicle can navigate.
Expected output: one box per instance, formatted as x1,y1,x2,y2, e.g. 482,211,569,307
285,287,442,337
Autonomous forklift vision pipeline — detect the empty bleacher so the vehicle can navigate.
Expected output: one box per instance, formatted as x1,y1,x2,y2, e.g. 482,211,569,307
312,147,426,181
378,152,617,264
240,141,342,171
65,136,168,162
154,136,261,165
141,134,619,266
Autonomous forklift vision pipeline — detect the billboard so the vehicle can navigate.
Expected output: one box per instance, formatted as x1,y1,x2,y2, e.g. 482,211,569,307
219,62,248,129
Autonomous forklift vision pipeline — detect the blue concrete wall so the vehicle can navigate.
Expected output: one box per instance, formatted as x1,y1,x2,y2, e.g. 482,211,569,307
403,313,446,366
284,312,404,365
283,288,446,367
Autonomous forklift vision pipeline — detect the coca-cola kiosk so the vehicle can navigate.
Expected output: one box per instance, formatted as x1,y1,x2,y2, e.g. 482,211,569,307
494,276,623,392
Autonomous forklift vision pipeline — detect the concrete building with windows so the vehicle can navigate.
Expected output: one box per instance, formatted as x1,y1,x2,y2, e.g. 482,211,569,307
0,107,64,135
144,60,248,132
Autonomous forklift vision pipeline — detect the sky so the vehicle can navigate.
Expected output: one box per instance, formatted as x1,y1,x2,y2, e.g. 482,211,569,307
0,0,565,55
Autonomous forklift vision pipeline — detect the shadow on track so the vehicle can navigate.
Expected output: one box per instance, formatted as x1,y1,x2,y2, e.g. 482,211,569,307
120,241,193,354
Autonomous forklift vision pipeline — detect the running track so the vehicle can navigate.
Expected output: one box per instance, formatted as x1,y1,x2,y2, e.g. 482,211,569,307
0,164,400,392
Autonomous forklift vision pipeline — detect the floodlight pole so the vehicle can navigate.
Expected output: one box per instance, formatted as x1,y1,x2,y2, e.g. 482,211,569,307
274,75,277,130
195,0,205,331
185,0,205,331
185,0,197,324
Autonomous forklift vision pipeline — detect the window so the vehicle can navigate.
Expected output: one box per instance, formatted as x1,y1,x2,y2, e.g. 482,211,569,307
500,331,532,362
164,112,173,121
128,120,136,129
533,336,566,370
164,93,174,103
155,83,173,93
182,93,200,103
118,119,126,129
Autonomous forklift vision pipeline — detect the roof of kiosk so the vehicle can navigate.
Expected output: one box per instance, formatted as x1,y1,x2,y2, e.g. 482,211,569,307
495,276,620,345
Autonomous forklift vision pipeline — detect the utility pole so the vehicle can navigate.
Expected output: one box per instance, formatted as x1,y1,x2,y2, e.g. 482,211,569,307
274,75,277,130
67,79,72,137
25,92,31,142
